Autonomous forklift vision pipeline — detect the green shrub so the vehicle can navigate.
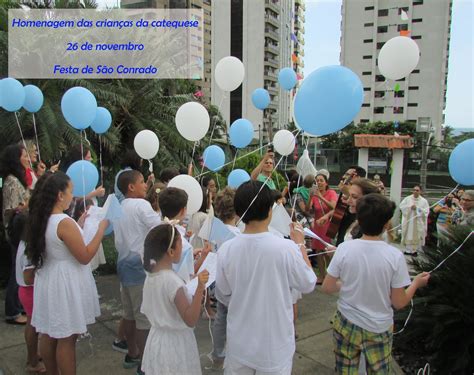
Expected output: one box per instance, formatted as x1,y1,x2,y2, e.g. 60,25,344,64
394,225,474,373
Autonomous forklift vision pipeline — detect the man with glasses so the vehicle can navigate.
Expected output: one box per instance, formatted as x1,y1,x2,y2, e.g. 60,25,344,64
459,190,474,227
399,185,430,256
251,151,277,190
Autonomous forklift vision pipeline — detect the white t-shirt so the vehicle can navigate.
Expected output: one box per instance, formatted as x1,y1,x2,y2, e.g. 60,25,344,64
216,231,316,372
114,198,161,261
15,241,34,287
327,239,411,333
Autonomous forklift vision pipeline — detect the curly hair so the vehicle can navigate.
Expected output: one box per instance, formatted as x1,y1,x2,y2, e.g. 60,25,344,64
214,187,236,223
143,224,180,272
25,172,71,268
0,144,27,188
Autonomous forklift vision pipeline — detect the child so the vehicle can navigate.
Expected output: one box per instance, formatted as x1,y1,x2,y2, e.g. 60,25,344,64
158,187,195,283
26,172,108,374
322,193,430,374
141,223,209,374
216,180,316,373
13,212,45,373
114,170,161,372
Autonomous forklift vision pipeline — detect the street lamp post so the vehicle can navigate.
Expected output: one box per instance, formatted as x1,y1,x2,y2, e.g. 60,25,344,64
417,117,432,190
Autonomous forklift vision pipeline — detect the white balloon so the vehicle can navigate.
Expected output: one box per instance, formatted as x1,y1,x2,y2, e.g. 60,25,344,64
215,56,245,92
133,130,159,160
175,102,210,141
168,175,203,215
378,36,420,80
273,130,295,156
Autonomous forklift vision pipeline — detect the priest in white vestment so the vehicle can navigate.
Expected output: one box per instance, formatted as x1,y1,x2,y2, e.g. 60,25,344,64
400,185,430,256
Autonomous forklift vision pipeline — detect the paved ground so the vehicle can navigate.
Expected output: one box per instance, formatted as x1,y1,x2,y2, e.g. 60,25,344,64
0,274,403,374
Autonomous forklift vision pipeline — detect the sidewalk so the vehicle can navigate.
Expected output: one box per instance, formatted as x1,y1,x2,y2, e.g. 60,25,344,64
0,275,403,374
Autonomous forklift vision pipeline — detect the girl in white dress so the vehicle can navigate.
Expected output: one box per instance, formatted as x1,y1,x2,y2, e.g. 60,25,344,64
26,172,108,374
141,223,209,375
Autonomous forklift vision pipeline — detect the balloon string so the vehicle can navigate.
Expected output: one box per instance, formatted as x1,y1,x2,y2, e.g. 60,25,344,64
99,135,104,185
232,150,238,170
80,130,86,213
236,154,285,226
32,114,41,162
148,159,153,173
215,172,220,191
207,93,226,147
14,112,33,170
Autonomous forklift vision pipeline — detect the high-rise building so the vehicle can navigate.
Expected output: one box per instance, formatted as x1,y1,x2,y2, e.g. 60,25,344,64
340,0,452,141
213,0,304,143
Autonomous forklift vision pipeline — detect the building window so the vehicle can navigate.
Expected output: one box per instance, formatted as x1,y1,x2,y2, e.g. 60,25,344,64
412,18,423,23
362,71,372,76
363,55,372,60
408,103,418,107
375,91,385,98
362,103,370,107
394,90,405,98
375,75,385,82
393,107,404,114
364,22,374,27
397,24,409,31
413,0,423,5
374,107,384,114
412,35,422,40
412,69,420,74
398,7,409,15
409,86,419,90
378,9,389,16
376,42,384,49
377,25,388,33
364,87,371,91
364,6,374,10
363,38,373,43
360,119,370,123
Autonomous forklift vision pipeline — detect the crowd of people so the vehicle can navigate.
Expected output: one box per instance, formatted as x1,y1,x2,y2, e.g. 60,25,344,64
0,140,472,375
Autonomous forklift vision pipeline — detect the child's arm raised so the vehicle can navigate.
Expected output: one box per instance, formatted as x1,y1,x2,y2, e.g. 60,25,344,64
391,272,430,310
58,217,108,265
175,270,209,328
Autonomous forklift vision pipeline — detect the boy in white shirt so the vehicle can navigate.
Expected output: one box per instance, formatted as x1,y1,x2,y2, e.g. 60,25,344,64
216,180,316,374
114,170,161,372
322,193,430,374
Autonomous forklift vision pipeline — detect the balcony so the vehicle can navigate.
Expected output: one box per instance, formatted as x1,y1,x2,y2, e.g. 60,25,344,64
265,43,279,54
265,0,279,14
265,28,280,41
264,56,279,69
266,84,278,94
295,0,305,10
265,13,279,28
264,70,278,81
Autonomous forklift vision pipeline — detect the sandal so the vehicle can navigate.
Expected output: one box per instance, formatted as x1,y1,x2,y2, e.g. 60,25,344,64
6,315,27,325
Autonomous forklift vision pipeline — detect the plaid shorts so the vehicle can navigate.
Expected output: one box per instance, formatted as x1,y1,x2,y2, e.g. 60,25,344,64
332,310,392,375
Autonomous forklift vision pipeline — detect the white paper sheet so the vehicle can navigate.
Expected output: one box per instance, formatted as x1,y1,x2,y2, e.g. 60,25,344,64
303,227,333,248
185,252,217,295
269,203,292,237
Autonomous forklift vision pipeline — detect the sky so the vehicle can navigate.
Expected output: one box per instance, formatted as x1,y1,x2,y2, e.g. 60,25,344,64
96,0,473,129
303,0,473,129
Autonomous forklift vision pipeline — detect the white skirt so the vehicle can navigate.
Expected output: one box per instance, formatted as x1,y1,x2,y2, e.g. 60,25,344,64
32,260,100,338
142,326,201,375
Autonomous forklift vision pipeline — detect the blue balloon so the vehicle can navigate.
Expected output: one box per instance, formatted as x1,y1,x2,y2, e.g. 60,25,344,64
23,85,44,113
278,68,297,91
228,169,250,188
203,145,225,172
91,107,112,134
251,88,270,110
448,139,474,186
66,160,99,197
61,87,97,130
294,65,363,136
229,119,254,148
1,78,25,112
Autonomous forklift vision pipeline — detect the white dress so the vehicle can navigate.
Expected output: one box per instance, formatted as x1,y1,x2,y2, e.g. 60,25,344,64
141,269,201,375
32,214,100,338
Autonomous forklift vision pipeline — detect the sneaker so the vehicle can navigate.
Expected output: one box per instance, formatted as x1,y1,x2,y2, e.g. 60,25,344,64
123,354,140,369
112,339,128,354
